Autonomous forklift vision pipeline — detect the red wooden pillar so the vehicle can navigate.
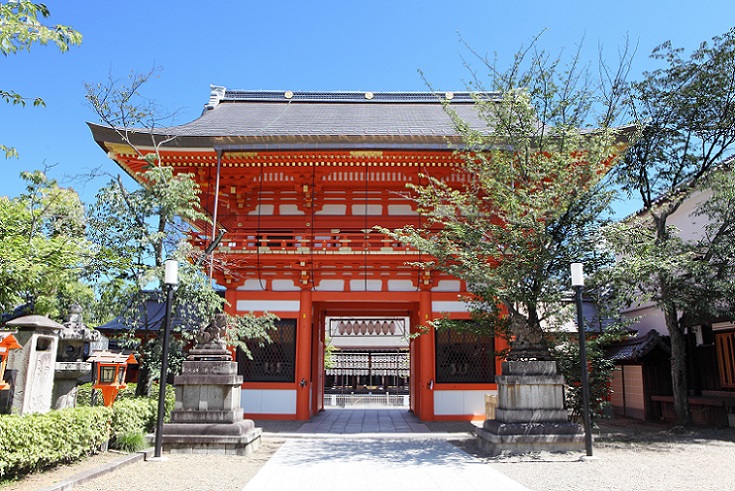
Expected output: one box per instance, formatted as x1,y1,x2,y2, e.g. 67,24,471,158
417,289,435,421
296,288,313,420
311,305,325,416
224,289,239,362
224,289,238,315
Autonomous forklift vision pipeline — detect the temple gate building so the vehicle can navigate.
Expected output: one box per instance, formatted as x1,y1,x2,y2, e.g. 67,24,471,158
89,89,505,421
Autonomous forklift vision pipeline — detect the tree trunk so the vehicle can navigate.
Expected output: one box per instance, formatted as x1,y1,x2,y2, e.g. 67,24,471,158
663,299,691,426
507,313,552,361
135,364,153,397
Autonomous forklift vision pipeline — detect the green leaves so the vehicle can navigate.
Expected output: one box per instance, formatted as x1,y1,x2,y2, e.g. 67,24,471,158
387,39,628,355
0,1,82,56
0,170,94,318
1,1,82,156
0,407,111,480
619,27,735,208
610,27,735,324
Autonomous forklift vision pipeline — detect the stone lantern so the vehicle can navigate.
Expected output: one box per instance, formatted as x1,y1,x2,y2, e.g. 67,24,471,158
4,315,63,415
53,304,107,408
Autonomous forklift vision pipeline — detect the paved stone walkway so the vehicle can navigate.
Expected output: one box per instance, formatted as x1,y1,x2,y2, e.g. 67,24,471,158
242,438,531,491
242,409,530,490
295,408,432,434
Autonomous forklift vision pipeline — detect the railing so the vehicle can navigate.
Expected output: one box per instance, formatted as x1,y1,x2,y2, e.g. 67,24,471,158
324,393,410,408
189,230,418,255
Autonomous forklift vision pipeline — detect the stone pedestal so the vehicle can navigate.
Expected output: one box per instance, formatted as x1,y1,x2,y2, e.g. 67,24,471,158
52,362,92,409
5,316,63,415
162,358,261,455
53,304,106,409
476,361,584,455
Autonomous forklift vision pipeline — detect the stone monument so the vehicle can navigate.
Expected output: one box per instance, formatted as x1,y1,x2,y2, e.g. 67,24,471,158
4,315,63,415
53,304,107,408
476,360,584,455
162,314,261,454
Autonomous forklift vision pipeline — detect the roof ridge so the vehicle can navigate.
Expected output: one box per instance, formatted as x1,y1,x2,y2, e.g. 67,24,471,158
206,88,500,106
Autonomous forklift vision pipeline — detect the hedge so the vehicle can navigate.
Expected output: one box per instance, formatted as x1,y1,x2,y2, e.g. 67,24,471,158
76,382,175,410
0,385,176,481
0,407,111,480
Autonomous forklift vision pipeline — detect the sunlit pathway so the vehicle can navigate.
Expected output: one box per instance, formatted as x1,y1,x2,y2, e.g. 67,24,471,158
241,438,531,491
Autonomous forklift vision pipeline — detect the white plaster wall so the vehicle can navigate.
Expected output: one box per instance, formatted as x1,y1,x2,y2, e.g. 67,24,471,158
388,204,417,215
317,279,345,291
236,300,300,313
622,187,714,335
271,279,300,291
317,204,346,215
349,279,382,291
237,279,265,291
350,204,382,215
242,389,297,415
248,204,274,215
279,204,304,215
622,305,665,337
432,280,461,292
387,279,415,291
666,188,712,242
433,389,495,416
432,301,469,313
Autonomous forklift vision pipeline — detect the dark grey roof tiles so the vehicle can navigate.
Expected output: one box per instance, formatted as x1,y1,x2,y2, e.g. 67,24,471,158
88,89,498,150
163,96,492,138
606,330,671,362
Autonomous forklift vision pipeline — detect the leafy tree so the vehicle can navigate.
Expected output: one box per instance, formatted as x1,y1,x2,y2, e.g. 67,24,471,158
0,170,94,318
608,28,735,425
553,329,621,421
85,70,276,394
382,39,632,360
1,1,82,157
86,166,225,394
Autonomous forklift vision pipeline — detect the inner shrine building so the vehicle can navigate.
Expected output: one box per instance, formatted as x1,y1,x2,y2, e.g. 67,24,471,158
89,88,505,421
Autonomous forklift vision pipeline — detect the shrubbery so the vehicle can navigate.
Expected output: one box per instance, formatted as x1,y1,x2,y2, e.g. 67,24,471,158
0,383,176,480
77,382,175,451
0,407,111,480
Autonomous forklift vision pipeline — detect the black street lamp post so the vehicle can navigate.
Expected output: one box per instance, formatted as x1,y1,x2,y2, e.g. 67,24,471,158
571,262,594,457
153,259,178,459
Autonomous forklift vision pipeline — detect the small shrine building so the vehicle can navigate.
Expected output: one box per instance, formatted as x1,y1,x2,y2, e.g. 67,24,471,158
89,89,505,421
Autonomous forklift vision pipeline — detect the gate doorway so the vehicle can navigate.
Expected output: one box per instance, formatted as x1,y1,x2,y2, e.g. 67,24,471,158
323,316,410,409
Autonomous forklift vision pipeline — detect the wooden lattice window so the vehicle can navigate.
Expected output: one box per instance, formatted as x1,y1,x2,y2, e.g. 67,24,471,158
715,331,735,389
238,319,296,383
435,328,495,384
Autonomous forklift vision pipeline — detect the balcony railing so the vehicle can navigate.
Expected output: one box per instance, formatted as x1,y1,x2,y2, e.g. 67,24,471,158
190,230,419,255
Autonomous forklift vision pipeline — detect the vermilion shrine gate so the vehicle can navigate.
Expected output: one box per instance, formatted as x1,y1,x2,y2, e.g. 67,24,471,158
89,89,505,421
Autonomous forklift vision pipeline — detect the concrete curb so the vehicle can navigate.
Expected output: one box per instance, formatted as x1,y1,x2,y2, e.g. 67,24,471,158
262,431,476,440
36,447,154,491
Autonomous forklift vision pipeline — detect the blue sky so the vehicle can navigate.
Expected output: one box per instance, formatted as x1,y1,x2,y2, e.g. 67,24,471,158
2,0,734,217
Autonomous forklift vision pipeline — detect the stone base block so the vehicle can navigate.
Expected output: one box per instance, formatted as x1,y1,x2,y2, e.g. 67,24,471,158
476,420,584,456
162,420,262,456
170,408,244,424
494,408,569,423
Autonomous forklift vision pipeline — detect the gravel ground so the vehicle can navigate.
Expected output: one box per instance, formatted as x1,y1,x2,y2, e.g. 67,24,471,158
3,418,734,491
71,439,283,491
460,420,735,491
